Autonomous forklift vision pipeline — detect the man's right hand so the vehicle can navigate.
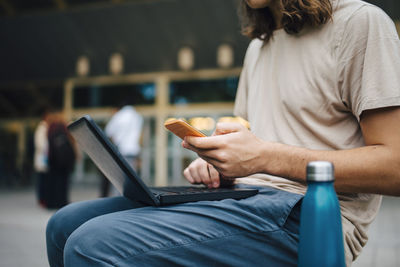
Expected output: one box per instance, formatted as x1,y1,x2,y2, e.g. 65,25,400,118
183,158,221,188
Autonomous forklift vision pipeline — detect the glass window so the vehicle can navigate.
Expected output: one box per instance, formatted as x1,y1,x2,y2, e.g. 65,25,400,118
0,86,63,118
73,83,156,108
169,77,238,104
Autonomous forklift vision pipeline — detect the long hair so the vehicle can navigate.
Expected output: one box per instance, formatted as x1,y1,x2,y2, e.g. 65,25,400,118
239,0,333,42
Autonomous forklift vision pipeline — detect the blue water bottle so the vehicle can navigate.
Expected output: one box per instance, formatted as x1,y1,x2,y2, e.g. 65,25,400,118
298,161,345,267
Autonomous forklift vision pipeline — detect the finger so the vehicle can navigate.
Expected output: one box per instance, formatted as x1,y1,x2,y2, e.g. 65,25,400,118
184,135,224,150
214,122,244,136
188,165,202,184
182,142,224,162
208,164,220,188
181,142,205,156
183,167,194,184
182,141,202,153
197,162,211,186
183,158,205,184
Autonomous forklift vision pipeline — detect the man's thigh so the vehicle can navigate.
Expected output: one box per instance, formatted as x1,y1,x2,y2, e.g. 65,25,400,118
64,186,302,267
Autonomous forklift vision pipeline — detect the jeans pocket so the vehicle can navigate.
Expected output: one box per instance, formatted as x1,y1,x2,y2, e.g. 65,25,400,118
234,185,304,232
282,198,303,236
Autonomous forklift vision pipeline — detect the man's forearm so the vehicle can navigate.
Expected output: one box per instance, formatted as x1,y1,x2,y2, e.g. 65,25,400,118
261,142,400,196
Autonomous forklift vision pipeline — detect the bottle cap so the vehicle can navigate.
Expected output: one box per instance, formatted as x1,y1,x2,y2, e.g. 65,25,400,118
306,161,334,182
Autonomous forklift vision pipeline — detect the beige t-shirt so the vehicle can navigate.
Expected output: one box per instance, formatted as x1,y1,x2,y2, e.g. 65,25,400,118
234,0,400,265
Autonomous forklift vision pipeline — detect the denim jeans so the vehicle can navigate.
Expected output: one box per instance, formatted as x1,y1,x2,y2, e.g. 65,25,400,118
46,185,302,267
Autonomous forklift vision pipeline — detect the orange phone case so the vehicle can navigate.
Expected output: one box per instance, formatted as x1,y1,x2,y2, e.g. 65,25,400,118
164,119,206,139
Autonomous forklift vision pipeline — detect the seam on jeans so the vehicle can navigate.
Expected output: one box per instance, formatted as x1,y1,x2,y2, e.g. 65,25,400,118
111,227,284,266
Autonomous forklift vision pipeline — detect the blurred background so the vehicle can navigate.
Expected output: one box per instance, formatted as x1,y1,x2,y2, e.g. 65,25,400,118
0,0,399,266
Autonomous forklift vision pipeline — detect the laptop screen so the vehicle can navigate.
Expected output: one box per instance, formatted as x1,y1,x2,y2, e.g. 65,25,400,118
67,116,158,205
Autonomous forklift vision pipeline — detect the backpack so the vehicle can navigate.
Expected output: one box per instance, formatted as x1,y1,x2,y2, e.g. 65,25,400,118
48,122,76,172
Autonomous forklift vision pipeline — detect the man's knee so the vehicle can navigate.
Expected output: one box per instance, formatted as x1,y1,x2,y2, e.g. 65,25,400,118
46,202,89,250
63,217,117,266
46,206,71,250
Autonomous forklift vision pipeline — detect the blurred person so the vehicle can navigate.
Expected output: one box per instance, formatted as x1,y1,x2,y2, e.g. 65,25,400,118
100,103,143,197
34,108,52,207
46,1,400,266
46,111,77,209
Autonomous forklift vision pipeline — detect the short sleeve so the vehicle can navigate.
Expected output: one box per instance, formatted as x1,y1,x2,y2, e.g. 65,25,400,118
337,5,400,121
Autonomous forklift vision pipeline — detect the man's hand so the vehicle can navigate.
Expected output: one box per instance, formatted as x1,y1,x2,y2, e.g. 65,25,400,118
183,158,221,188
182,122,266,179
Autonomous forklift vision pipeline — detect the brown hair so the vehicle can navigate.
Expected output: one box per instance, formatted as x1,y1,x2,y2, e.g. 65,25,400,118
239,0,333,42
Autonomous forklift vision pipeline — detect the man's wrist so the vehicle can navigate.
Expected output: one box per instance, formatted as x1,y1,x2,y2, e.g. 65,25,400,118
256,141,309,182
257,141,277,175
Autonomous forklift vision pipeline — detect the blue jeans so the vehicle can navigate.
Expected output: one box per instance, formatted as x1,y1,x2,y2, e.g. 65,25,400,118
46,185,302,267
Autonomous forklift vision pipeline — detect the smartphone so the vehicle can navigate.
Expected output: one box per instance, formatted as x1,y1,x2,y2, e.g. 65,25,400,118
164,119,206,139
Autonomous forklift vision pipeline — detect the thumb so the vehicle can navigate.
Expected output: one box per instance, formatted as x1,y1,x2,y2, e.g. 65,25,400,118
213,122,245,136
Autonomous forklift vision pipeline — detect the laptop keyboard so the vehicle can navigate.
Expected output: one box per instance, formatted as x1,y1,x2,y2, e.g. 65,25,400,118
151,186,234,195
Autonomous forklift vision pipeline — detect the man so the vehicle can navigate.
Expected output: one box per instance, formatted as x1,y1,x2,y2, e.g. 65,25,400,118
183,0,400,265
46,0,400,266
101,104,143,196
105,105,143,169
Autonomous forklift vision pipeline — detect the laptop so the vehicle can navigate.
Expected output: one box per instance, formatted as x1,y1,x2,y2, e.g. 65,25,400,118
67,115,258,206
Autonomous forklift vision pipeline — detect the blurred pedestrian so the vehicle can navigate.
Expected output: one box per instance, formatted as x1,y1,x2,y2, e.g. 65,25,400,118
33,108,52,207
100,103,143,197
46,111,76,209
